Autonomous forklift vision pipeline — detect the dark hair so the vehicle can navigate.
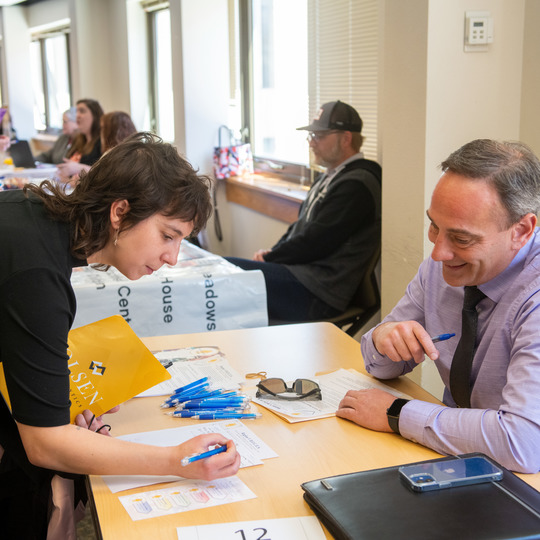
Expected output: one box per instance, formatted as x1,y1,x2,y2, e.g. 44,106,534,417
441,139,540,226
67,98,104,158
25,132,213,260
101,111,137,152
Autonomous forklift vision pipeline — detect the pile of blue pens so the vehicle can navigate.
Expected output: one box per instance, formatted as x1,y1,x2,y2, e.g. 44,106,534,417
160,376,261,420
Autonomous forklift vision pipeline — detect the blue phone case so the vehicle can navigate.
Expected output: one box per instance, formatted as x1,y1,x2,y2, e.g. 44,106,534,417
399,456,503,492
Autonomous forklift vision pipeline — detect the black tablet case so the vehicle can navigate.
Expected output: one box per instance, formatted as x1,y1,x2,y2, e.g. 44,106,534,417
301,453,540,540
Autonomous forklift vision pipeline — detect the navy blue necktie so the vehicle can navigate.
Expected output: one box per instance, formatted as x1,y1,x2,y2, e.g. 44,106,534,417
449,286,486,408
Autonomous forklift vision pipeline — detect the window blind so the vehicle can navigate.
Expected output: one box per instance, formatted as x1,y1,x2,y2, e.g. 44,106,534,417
140,0,169,13
308,0,379,160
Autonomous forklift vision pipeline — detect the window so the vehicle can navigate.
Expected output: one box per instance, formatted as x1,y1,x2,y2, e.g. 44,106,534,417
240,0,309,170
146,3,174,141
30,28,71,132
308,0,379,161
239,0,379,178
0,50,3,107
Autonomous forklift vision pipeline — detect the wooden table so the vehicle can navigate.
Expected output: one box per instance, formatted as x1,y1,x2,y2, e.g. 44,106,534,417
87,322,540,538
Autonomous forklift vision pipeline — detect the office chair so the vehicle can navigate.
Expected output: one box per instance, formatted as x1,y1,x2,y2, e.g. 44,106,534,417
318,246,381,336
269,245,381,337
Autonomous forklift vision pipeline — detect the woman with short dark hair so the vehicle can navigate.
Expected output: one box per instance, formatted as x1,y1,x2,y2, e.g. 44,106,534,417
0,132,239,537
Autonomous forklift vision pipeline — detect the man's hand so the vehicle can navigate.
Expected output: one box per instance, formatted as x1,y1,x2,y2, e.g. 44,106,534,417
336,388,397,432
372,321,439,363
252,249,270,262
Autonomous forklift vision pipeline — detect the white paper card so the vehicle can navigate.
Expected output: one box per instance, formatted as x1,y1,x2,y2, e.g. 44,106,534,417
176,516,326,540
138,347,245,397
119,476,255,521
252,368,412,422
104,420,277,493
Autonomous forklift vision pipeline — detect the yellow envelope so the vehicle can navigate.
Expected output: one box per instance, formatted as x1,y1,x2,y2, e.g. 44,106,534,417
0,315,171,423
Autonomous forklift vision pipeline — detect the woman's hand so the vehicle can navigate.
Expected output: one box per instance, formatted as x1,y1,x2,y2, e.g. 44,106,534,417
74,406,120,437
56,159,90,185
176,434,241,480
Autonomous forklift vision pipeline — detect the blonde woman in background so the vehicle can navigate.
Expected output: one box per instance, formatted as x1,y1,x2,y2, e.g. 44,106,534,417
35,107,78,164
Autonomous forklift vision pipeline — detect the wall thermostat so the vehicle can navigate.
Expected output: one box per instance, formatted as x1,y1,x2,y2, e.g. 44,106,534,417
464,11,493,52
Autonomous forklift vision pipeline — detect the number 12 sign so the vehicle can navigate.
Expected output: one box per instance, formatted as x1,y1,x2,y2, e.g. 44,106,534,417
177,516,325,540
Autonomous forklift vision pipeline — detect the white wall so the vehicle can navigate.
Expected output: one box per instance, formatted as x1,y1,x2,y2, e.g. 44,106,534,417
1,6,35,139
26,0,67,27
125,0,150,131
176,0,230,171
380,0,429,316
69,0,131,111
381,0,528,397
174,0,236,254
520,0,540,154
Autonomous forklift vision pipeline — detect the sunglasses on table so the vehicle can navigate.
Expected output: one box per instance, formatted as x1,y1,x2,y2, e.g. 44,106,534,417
256,378,322,400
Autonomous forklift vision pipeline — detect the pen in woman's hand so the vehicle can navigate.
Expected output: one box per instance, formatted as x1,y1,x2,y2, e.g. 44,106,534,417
181,444,227,467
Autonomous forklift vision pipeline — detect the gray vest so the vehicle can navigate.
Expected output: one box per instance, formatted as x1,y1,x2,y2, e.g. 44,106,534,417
286,159,381,311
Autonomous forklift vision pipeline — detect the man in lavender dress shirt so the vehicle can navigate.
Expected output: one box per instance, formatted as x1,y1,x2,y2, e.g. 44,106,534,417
337,139,540,473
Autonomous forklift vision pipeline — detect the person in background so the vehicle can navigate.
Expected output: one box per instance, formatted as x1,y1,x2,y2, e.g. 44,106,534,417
34,107,78,164
59,98,103,171
0,106,16,142
100,111,137,152
57,110,136,185
0,133,240,538
226,100,381,322
0,135,10,152
336,139,540,474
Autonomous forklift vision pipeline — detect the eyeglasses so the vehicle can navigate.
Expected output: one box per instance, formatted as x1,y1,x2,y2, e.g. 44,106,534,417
256,378,322,400
307,130,340,143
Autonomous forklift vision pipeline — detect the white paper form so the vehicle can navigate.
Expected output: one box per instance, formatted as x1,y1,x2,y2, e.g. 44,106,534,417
177,516,326,540
252,368,411,423
138,347,245,397
119,476,256,521
103,420,277,493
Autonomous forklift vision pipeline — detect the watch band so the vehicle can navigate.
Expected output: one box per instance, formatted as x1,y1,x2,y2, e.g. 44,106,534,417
386,398,410,435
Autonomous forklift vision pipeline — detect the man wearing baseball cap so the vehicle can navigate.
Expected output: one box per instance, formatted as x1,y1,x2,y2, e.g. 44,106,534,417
227,100,381,322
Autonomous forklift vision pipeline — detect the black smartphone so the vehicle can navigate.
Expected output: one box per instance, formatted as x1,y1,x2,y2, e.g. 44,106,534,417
399,456,503,492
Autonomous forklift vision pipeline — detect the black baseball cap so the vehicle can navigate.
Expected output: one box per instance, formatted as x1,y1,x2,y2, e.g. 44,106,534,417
297,100,363,133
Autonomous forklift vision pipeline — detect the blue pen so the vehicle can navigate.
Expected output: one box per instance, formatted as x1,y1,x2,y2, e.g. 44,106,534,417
178,398,249,410
182,389,237,400
169,382,210,400
180,395,247,403
431,333,456,343
175,393,245,403
173,390,240,404
172,377,209,395
160,384,211,405
168,408,247,418
180,402,250,411
193,412,262,420
161,387,224,408
161,386,213,408
181,445,227,466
